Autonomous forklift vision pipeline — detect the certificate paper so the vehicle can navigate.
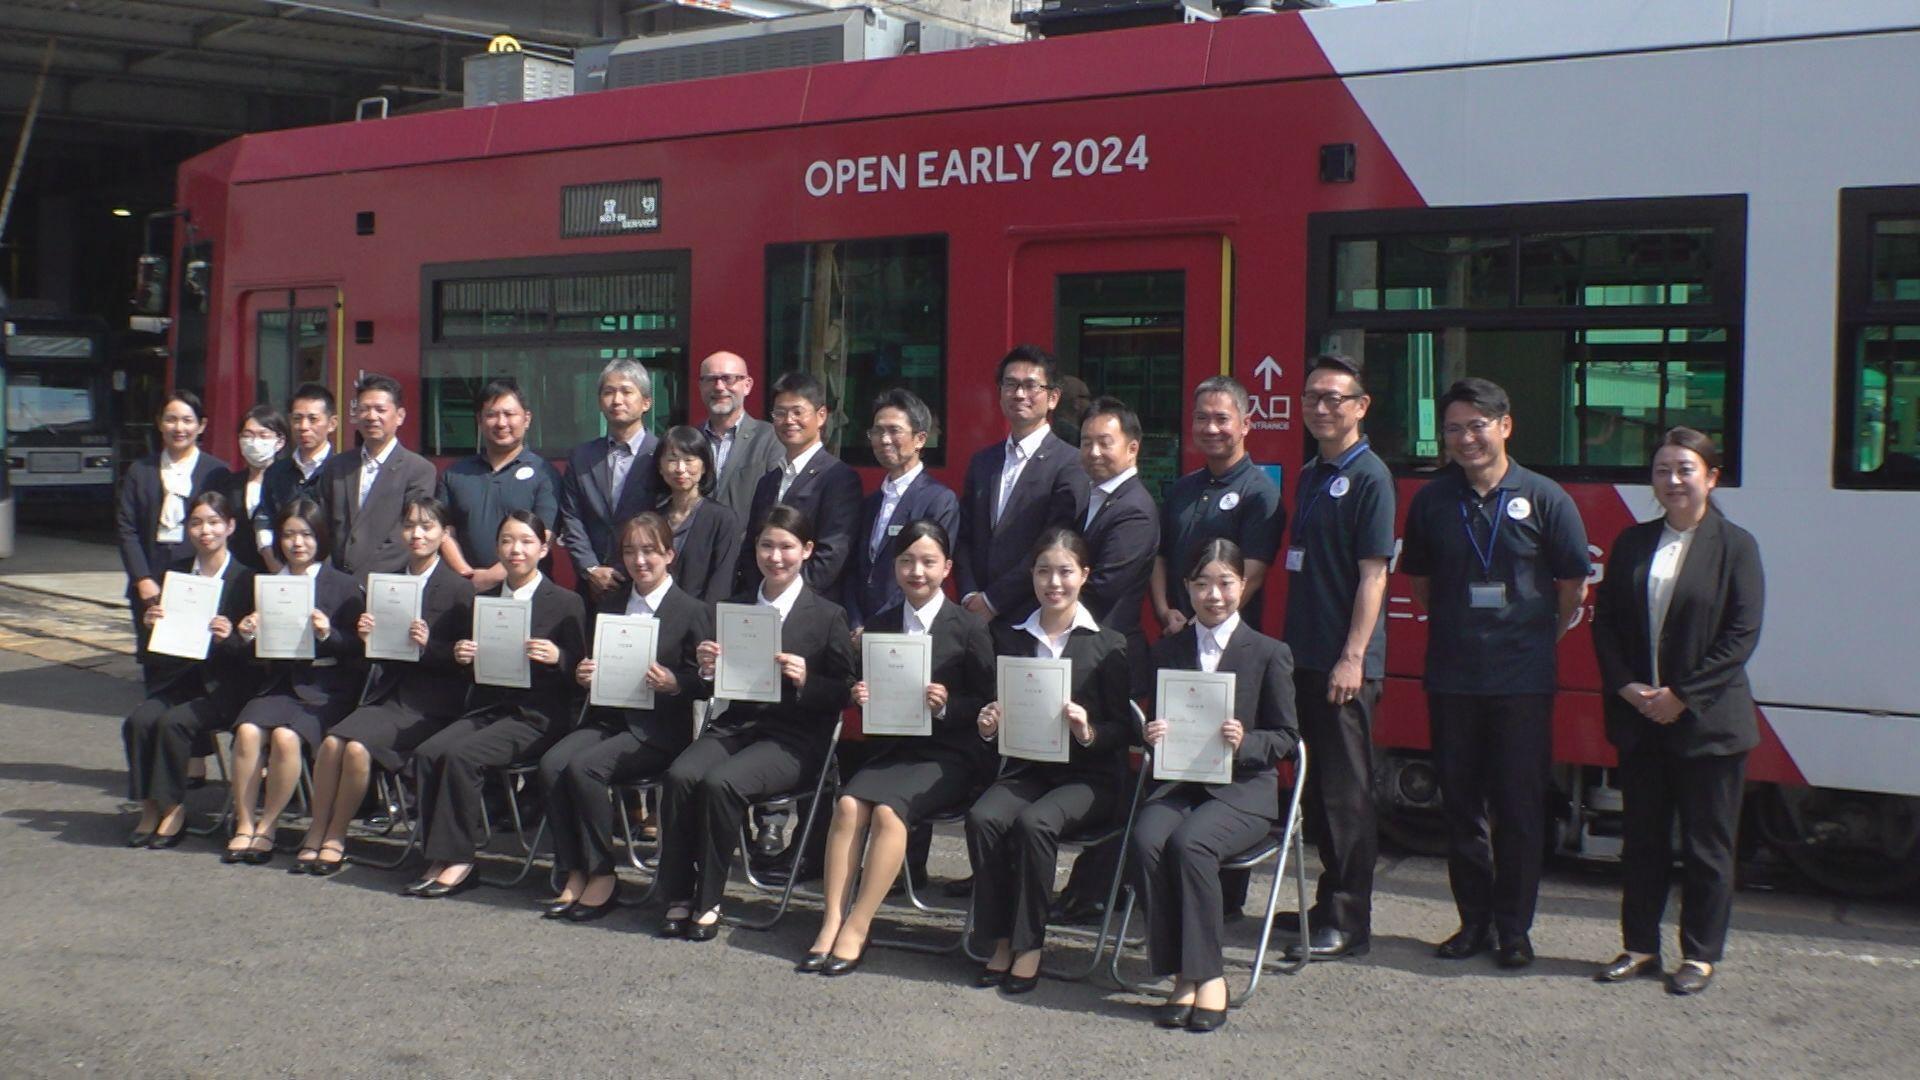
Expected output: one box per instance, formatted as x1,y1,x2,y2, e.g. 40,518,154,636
714,602,781,703
997,656,1072,764
591,614,660,710
1153,670,1235,785
861,633,932,737
254,575,316,660
148,571,224,661
365,574,424,663
473,597,532,689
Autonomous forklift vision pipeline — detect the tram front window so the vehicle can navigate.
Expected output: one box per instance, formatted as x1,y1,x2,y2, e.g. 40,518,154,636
1052,271,1185,499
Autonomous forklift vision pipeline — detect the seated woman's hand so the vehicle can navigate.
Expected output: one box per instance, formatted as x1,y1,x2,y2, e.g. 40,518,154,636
1064,701,1093,747
208,615,233,641
977,701,1001,740
526,638,560,666
1142,718,1169,747
143,604,166,626
453,639,477,665
851,680,870,707
695,640,719,679
575,658,597,688
1221,718,1245,752
237,612,259,639
776,652,807,689
310,609,332,641
408,618,429,648
356,612,377,642
925,682,949,715
646,662,678,695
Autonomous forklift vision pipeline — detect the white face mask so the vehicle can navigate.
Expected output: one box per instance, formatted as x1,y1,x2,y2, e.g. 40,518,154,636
240,436,282,469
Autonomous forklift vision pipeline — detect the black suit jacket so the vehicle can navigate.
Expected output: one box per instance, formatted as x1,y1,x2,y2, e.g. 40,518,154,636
145,553,259,713
317,443,438,576
703,585,856,751
957,434,1090,621
255,452,331,555
558,433,660,583
247,564,366,707
1593,508,1765,759
464,576,588,730
845,472,961,628
1148,622,1300,818
588,583,713,750
667,498,741,604
1081,474,1160,643
209,467,270,572
991,620,1131,793
115,450,229,594
734,448,864,602
860,599,996,769
362,560,476,720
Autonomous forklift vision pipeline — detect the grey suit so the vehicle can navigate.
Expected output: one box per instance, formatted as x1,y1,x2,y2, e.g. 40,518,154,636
316,442,438,577
705,414,784,517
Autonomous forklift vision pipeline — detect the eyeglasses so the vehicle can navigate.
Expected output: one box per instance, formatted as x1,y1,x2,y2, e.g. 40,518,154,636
1442,419,1497,438
999,378,1054,396
868,425,916,441
769,405,817,421
698,373,748,387
1301,391,1363,410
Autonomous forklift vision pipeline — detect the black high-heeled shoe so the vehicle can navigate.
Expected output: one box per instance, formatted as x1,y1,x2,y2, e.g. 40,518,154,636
241,838,274,866
821,950,865,977
999,972,1040,995
416,874,479,899
543,898,577,919
686,910,722,941
148,830,188,850
402,877,436,897
565,891,620,923
1187,1007,1228,1033
127,828,156,848
1152,1003,1194,1029
796,951,830,973
973,966,1009,988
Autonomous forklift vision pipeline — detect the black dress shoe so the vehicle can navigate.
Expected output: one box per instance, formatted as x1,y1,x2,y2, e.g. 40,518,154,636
1187,1007,1228,1033
242,846,274,867
1496,935,1535,969
657,916,689,938
686,916,721,941
1288,926,1371,962
127,829,155,848
1434,925,1493,960
308,858,346,878
796,951,829,973
1595,953,1662,983
973,966,1008,988
416,875,480,899
821,951,865,977
402,878,436,897
999,972,1039,995
1668,961,1714,996
943,875,975,899
752,817,788,858
148,831,188,850
542,900,577,919
1152,1003,1193,1029
565,893,619,923
1049,896,1104,926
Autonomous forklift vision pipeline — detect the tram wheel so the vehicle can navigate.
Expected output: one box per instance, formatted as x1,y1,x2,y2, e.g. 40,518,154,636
1757,787,1920,898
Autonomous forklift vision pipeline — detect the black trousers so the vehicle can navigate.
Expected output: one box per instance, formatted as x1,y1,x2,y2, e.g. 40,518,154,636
1428,693,1554,941
123,692,229,806
537,723,681,878
656,727,821,914
1619,743,1747,963
1297,670,1381,937
413,712,558,864
1129,787,1271,981
965,774,1116,954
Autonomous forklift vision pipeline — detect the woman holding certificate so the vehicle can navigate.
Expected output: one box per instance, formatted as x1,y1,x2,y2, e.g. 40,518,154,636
655,425,741,603
1130,539,1298,1032
225,497,364,865
410,510,586,898
660,504,856,940
967,527,1131,994
117,391,228,687
799,520,994,975
122,491,257,847
537,512,711,921
293,496,475,875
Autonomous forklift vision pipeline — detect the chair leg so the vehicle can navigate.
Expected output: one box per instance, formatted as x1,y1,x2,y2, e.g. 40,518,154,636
729,755,838,931
479,774,549,888
1108,886,1170,995
185,738,234,838
872,848,972,956
348,768,421,870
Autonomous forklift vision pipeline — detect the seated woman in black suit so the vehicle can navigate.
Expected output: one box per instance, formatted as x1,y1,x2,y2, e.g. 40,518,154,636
1130,539,1298,1033
211,404,290,573
226,497,364,865
661,504,856,940
409,510,587,898
799,520,994,975
1591,427,1765,997
122,491,257,847
537,511,711,921
656,424,741,604
293,496,475,875
967,527,1131,994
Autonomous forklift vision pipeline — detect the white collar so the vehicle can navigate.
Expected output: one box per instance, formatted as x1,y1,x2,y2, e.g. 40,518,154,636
1015,602,1100,644
1094,467,1137,496
1007,426,1050,460
610,428,648,456
1196,612,1240,653
882,462,924,496
362,438,398,467
508,572,543,601
628,574,675,614
161,447,200,475
757,575,805,622
193,549,231,578
783,441,825,476
296,443,331,470
409,556,441,578
281,561,323,579
903,590,945,634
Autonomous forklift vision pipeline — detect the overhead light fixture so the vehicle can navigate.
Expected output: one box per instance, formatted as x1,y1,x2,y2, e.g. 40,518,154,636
111,208,133,217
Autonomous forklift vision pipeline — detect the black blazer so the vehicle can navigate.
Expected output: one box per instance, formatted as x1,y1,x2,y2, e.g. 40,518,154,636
990,620,1131,793
1081,474,1160,642
145,553,259,712
558,432,660,584
667,497,741,604
362,560,476,720
1593,508,1765,759
463,576,588,731
734,448,864,602
588,583,713,750
957,434,1090,620
1148,622,1300,819
317,443,439,576
860,599,996,769
844,471,961,628
248,564,366,707
703,585,856,751
115,450,229,595
256,452,330,552
210,466,271,572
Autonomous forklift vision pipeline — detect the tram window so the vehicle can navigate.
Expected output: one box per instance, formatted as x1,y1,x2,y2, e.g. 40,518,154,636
421,345,685,457
765,236,947,468
256,308,329,409
1311,197,1745,483
1839,190,1920,489
1053,271,1187,500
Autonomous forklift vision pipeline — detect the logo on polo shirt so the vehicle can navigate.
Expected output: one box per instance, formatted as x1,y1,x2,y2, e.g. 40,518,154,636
1329,476,1350,498
1506,496,1532,521
1218,492,1241,511
515,466,536,481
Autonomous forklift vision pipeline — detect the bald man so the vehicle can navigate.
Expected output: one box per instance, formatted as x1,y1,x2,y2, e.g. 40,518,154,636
697,351,786,517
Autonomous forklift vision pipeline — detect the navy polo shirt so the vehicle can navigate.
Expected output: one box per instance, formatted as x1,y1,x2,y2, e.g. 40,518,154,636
1160,453,1286,631
1399,461,1590,696
436,447,562,569
1282,440,1396,678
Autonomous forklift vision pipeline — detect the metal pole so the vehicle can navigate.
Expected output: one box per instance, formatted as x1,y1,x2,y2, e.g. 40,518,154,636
0,39,57,248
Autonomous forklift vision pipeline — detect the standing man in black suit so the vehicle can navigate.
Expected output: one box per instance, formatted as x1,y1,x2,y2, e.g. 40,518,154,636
697,350,784,517
956,345,1090,624
845,388,960,629
557,358,659,606
317,372,438,578
733,370,863,602
255,382,338,571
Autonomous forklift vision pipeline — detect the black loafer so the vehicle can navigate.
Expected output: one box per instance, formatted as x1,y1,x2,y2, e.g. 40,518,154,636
1668,961,1714,996
543,900,577,919
1288,926,1371,962
1434,925,1492,960
686,917,721,942
1496,935,1535,969
999,972,1039,995
565,894,618,923
821,951,865,977
657,916,689,939
796,951,829,973
973,966,1008,988
402,878,436,897
148,831,188,850
1152,1003,1193,1029
416,875,479,899
127,829,155,848
1187,1007,1228,1033
308,858,346,878
1595,953,1662,983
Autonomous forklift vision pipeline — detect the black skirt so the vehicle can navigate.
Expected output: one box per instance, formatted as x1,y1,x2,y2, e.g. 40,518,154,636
329,703,458,772
840,743,987,828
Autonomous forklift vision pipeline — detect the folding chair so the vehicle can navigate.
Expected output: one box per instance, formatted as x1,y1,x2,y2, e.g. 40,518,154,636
188,729,316,851
344,763,423,869
727,720,844,930
1109,740,1312,1006
868,801,978,956
476,760,554,888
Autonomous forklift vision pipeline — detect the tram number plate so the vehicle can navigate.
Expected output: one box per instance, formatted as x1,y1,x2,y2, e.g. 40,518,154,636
30,451,81,473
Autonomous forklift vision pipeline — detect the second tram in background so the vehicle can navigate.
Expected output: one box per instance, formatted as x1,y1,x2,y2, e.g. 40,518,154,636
3,301,117,504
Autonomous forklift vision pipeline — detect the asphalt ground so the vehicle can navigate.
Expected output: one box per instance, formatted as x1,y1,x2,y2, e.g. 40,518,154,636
3,583,1919,1078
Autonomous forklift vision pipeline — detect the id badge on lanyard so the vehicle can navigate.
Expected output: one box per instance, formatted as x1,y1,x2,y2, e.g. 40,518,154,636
1461,495,1508,609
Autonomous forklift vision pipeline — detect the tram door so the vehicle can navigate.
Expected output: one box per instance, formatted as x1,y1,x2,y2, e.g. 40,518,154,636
243,287,344,450
1009,235,1229,501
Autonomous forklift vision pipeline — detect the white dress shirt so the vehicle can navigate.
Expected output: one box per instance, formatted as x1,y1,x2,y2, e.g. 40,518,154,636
155,447,200,544
294,444,331,483
870,463,924,559
625,574,675,617
758,575,805,623
1014,602,1101,659
1195,611,1240,673
903,590,945,635
1647,523,1696,686
777,442,825,501
193,549,231,580
410,555,441,579
994,427,1051,525
1085,466,1137,529
508,571,543,601
358,439,398,510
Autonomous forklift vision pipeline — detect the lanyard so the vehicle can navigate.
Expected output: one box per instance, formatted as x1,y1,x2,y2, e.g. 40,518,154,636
1458,490,1508,580
1295,439,1372,535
